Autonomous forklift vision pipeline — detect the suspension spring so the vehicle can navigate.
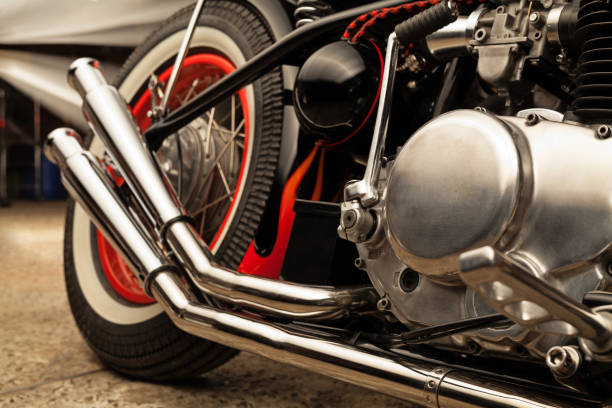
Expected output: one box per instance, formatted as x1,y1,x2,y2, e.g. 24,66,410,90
294,0,334,27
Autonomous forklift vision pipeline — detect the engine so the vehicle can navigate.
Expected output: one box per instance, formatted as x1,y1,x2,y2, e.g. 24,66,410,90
313,0,612,363
287,0,612,364
353,108,612,359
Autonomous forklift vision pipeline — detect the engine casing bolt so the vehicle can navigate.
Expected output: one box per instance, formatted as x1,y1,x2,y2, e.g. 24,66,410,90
597,125,611,139
354,257,365,269
555,53,566,64
474,28,487,42
525,113,539,126
529,12,539,23
377,296,391,311
546,346,581,378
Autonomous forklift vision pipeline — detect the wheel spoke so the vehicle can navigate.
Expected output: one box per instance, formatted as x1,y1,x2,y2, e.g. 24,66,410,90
216,162,232,195
206,109,243,143
192,123,244,201
206,112,230,143
230,95,236,171
230,139,236,174
231,94,236,135
230,119,244,138
176,134,183,199
204,107,215,157
192,190,235,217
198,182,214,236
171,82,244,242
183,78,200,102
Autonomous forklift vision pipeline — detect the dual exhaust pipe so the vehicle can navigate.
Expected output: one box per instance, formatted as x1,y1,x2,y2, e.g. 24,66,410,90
44,58,594,408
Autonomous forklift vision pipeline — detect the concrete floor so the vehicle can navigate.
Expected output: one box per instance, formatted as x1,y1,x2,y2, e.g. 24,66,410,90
0,201,412,408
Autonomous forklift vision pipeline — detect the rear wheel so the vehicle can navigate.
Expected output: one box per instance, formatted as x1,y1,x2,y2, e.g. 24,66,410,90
64,1,284,380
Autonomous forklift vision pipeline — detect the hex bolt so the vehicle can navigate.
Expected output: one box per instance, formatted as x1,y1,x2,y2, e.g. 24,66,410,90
555,53,566,64
597,125,611,139
354,257,365,269
525,113,540,126
377,296,391,311
546,346,581,378
474,28,487,42
529,12,539,23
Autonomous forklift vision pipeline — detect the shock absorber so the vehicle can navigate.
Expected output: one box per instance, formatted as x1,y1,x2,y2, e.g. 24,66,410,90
294,0,334,27
570,0,612,123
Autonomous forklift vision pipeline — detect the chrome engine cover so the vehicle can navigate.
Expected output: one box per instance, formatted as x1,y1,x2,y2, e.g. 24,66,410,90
385,110,523,281
360,109,612,358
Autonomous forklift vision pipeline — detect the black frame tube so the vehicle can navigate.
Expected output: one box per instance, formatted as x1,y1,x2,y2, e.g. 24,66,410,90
144,0,411,149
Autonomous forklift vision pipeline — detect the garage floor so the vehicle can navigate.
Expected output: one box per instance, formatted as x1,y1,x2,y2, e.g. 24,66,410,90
0,201,412,408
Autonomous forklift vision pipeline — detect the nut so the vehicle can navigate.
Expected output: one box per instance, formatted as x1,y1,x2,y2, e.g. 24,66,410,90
597,125,611,139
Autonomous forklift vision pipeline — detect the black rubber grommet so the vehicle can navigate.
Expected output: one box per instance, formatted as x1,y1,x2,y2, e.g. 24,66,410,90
159,215,195,242
143,264,181,298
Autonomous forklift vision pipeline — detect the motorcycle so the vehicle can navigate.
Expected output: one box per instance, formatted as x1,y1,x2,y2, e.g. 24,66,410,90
39,0,612,405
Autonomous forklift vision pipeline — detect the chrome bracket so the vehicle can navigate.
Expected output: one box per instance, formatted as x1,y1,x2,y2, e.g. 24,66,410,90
459,246,612,359
343,32,400,207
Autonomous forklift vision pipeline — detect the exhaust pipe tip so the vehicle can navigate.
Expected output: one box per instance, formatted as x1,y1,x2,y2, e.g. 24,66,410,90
45,128,84,166
68,58,107,97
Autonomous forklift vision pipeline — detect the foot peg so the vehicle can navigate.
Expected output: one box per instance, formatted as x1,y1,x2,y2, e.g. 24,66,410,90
459,246,612,360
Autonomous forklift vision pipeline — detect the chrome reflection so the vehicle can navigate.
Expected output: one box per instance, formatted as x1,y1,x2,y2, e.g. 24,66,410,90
63,58,377,320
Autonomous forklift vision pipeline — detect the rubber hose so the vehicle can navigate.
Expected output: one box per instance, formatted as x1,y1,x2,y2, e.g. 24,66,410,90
394,1,457,46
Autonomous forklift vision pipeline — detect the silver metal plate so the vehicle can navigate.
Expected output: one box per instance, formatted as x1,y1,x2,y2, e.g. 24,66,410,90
385,110,521,278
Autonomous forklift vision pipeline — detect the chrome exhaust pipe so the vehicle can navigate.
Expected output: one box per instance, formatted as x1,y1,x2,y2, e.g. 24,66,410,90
44,130,586,408
44,128,176,295
65,58,375,320
152,269,591,408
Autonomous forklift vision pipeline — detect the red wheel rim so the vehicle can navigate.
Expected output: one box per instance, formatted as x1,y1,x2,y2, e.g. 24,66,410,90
97,53,250,304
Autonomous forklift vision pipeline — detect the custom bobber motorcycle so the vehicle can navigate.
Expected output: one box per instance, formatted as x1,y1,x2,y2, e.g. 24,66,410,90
43,0,612,405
